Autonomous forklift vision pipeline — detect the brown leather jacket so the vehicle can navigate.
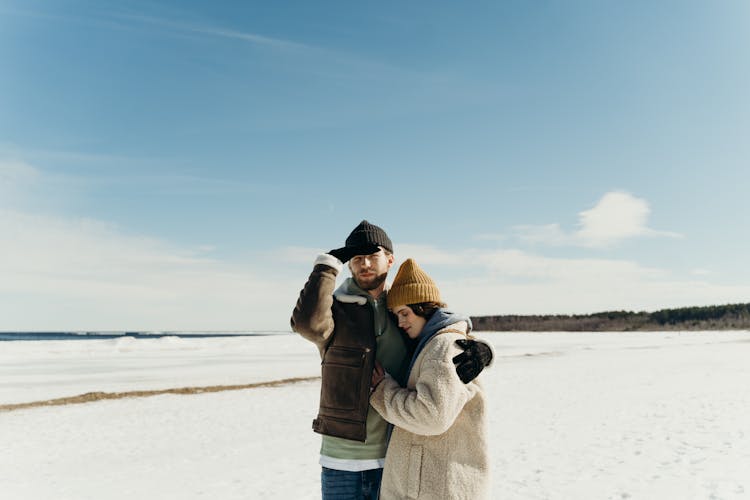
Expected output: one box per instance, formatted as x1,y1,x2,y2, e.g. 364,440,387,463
290,256,377,442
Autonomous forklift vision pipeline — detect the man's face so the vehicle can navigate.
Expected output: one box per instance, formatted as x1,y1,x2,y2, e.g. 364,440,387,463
348,248,394,291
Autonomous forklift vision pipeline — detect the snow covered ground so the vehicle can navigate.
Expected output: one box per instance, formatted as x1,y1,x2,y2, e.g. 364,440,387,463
1,331,749,499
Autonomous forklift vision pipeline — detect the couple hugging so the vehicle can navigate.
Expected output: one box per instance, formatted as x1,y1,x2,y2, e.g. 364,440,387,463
292,220,493,500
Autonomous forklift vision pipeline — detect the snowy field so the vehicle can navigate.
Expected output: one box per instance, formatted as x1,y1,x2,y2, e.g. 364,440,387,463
1,331,749,499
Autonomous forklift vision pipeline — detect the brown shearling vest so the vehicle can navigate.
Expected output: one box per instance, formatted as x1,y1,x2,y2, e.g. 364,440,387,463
312,298,377,442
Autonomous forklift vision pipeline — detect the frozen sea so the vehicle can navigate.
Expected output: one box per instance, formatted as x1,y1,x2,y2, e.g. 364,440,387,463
1,330,749,499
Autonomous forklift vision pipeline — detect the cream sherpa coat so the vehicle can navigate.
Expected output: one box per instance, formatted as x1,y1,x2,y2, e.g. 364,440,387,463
370,322,489,500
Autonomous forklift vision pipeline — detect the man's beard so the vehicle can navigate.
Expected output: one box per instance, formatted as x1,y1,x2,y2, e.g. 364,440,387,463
355,271,388,291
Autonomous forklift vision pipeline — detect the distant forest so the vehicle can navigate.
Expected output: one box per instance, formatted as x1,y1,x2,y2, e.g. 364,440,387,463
471,302,750,331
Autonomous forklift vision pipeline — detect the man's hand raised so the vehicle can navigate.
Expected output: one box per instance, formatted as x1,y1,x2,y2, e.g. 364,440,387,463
328,244,381,264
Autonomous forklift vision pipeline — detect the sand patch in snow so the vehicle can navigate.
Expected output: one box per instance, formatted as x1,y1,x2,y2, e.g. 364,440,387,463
0,376,320,412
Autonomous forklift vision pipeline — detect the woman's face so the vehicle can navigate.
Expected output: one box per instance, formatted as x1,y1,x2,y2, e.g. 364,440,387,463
392,305,427,339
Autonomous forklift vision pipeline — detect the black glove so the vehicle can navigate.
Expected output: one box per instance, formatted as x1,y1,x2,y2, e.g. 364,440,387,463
328,243,381,264
452,339,493,384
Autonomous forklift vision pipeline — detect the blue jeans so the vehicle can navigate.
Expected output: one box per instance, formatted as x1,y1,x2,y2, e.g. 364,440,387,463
321,467,383,500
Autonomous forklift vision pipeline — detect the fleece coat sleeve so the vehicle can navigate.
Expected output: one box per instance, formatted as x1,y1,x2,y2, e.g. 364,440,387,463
290,254,343,353
370,349,476,436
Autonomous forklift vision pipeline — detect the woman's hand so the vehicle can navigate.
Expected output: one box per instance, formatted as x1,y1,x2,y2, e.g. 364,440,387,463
371,360,385,389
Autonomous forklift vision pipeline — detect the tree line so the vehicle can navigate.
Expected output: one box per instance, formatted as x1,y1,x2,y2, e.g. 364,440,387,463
471,302,750,331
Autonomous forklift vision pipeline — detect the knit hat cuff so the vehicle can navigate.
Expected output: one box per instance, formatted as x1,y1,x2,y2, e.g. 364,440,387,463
387,282,442,309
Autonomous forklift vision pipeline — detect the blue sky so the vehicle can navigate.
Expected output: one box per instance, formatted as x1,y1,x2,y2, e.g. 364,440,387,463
1,1,749,330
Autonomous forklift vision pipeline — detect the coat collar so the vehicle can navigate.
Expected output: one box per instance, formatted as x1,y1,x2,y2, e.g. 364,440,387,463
333,277,389,306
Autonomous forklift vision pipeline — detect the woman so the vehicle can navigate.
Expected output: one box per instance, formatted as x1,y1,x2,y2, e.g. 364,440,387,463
370,258,491,500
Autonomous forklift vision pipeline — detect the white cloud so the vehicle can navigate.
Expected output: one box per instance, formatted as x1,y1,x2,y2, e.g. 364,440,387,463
392,245,750,317
0,209,298,331
446,275,750,318
576,191,680,247
0,159,308,331
112,13,310,52
512,223,570,246
576,191,652,245
0,159,40,201
512,191,682,248
392,244,465,266
0,159,39,182
366,241,750,318
1,208,744,330
274,246,329,265
474,233,506,243
0,165,736,331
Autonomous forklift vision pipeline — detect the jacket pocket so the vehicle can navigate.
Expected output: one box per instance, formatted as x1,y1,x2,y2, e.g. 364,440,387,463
407,445,423,499
319,346,367,411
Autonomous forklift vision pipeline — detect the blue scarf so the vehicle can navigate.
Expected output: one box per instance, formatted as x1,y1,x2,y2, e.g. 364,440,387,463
404,308,473,381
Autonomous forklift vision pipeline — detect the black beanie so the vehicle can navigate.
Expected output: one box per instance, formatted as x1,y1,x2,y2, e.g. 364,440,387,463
345,220,393,253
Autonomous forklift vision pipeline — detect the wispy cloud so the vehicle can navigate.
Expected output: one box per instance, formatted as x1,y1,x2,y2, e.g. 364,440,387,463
512,224,569,246
2,165,723,330
0,159,40,189
393,244,663,282
0,159,296,331
1,147,275,198
112,12,311,52
0,203,738,330
102,6,471,100
511,191,682,248
392,244,466,266
108,10,432,88
0,159,44,207
391,244,750,316
0,6,310,52
0,207,296,331
2,5,483,133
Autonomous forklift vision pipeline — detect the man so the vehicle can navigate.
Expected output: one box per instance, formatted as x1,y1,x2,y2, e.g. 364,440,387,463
291,220,492,500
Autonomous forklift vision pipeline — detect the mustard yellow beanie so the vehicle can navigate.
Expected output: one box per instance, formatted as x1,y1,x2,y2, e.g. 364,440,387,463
387,258,441,309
